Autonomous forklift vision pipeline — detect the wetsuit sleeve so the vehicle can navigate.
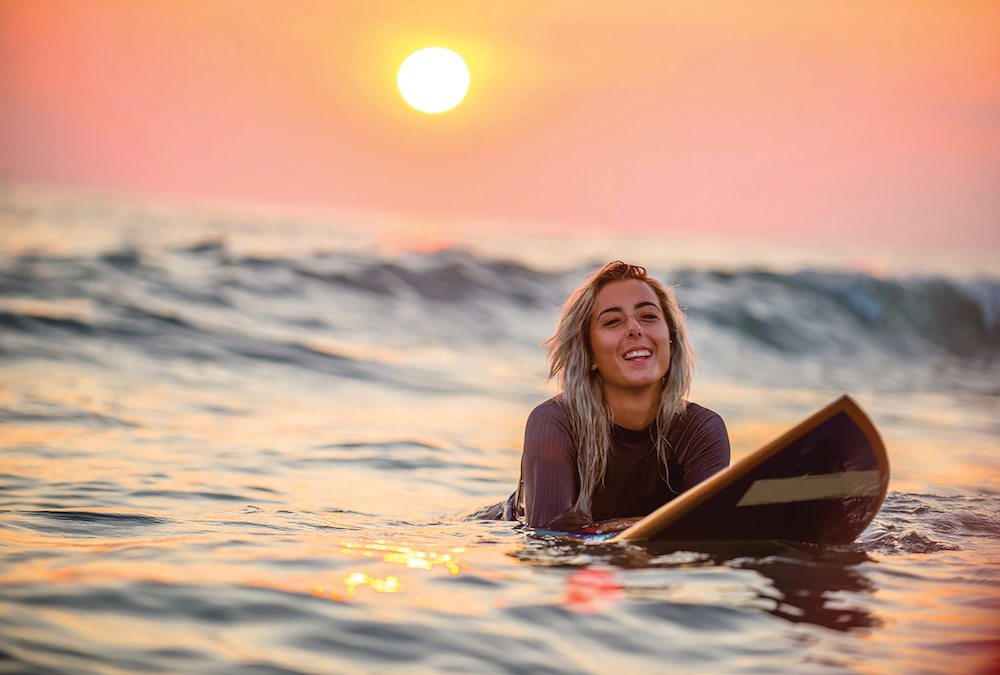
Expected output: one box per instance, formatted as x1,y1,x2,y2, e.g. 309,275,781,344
675,407,731,490
520,401,578,529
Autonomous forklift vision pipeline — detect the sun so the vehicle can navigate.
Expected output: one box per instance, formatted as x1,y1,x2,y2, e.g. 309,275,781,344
397,48,470,114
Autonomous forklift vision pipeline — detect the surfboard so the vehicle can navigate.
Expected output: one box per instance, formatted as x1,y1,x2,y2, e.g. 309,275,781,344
609,395,889,544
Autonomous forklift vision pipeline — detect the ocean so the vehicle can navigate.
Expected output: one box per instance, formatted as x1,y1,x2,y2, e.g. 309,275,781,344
1,187,999,674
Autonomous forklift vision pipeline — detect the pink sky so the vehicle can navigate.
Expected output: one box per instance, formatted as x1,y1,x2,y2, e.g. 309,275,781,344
1,0,998,250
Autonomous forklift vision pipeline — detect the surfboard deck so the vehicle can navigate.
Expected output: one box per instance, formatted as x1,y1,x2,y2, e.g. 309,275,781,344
609,395,889,544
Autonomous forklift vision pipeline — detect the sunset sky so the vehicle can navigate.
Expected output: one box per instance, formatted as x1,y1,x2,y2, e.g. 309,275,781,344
1,0,998,251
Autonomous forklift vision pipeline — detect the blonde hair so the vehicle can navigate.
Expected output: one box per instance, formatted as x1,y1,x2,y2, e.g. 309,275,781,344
545,261,694,519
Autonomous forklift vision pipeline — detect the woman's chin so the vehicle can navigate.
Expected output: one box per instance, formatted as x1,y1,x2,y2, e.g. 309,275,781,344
606,372,666,392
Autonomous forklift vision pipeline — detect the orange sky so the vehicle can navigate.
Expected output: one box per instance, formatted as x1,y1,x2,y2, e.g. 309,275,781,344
1,0,998,250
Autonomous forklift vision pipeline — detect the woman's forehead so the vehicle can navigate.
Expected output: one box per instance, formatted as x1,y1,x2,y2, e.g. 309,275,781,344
594,279,658,309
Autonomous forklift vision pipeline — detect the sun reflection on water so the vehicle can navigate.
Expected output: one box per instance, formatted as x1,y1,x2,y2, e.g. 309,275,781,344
344,572,402,595
339,539,464,575
311,538,469,602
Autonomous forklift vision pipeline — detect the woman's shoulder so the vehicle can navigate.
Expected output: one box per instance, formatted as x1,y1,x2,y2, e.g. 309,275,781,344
523,395,576,460
680,401,725,427
526,395,571,427
671,402,731,483
673,401,729,442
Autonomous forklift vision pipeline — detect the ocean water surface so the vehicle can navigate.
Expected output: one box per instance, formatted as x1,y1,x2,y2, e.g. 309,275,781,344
1,189,999,674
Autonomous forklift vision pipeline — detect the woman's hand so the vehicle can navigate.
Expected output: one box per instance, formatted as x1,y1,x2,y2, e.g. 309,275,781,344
582,517,643,535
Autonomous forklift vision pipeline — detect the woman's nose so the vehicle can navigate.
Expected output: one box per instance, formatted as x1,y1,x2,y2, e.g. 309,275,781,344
626,317,642,337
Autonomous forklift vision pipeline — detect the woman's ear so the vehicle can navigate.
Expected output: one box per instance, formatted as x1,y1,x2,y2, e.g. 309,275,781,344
590,361,597,371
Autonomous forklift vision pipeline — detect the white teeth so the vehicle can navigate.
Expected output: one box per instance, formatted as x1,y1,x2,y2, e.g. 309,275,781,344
624,349,651,360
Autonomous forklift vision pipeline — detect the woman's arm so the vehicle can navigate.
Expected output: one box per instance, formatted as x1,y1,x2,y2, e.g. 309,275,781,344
520,400,579,528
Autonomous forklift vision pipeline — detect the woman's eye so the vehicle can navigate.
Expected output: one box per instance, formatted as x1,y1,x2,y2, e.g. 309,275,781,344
604,318,620,327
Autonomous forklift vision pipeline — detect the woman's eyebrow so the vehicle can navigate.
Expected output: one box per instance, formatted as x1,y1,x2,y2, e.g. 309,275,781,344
597,301,658,318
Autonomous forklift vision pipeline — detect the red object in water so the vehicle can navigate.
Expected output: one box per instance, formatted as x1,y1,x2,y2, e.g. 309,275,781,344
565,565,622,613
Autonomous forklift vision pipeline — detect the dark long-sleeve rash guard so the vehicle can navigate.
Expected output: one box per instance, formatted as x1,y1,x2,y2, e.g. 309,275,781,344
514,396,730,530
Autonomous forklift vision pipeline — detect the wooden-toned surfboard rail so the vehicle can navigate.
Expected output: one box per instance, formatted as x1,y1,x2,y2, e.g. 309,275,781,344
610,395,889,542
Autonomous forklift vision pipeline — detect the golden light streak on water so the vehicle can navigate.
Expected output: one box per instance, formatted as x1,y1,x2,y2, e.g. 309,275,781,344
339,539,464,575
296,537,513,615
343,571,403,596
0,427,87,449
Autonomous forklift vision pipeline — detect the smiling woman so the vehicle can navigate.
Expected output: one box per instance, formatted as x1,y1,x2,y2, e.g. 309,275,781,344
397,47,470,113
480,261,731,533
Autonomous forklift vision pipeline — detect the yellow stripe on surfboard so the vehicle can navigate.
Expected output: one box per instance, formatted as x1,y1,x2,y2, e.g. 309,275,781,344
734,470,881,507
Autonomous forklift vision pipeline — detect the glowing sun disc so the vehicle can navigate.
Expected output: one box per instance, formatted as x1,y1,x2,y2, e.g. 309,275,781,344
397,48,470,114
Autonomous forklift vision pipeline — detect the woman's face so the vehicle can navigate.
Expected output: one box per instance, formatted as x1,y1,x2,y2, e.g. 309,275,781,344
589,279,672,395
